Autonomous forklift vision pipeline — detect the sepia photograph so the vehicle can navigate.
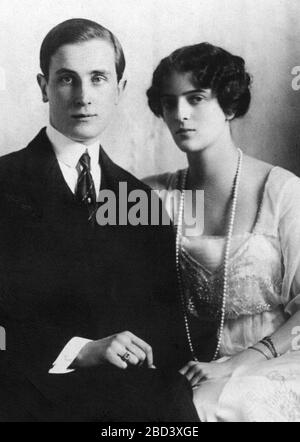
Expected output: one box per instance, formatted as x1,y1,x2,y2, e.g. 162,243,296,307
0,0,300,425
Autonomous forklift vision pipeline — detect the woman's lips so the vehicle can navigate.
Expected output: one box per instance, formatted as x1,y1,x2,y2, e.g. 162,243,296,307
176,128,196,135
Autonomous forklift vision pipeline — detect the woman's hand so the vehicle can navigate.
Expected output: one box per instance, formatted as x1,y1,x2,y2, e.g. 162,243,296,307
179,360,233,388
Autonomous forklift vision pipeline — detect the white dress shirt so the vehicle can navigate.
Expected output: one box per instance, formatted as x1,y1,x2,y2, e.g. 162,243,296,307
46,125,101,197
46,125,101,374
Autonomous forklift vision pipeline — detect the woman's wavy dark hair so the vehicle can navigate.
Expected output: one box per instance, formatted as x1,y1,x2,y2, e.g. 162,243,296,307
147,42,251,119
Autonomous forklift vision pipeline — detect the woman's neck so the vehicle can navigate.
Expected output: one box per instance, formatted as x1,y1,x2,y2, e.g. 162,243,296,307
186,136,239,192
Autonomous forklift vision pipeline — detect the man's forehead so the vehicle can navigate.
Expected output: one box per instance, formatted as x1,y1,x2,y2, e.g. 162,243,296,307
49,39,116,74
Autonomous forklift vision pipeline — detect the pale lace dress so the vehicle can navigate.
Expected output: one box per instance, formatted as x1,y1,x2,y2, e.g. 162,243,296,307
143,166,300,422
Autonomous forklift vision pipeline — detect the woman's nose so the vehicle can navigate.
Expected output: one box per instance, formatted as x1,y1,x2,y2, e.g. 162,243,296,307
176,98,191,121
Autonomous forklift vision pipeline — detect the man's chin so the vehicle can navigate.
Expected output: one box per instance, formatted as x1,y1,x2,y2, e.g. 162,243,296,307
68,127,103,144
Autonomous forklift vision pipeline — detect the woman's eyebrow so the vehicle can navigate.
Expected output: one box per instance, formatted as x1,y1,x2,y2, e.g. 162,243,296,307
161,89,206,97
183,89,206,95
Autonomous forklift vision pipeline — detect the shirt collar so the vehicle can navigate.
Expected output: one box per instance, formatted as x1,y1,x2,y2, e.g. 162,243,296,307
46,125,100,169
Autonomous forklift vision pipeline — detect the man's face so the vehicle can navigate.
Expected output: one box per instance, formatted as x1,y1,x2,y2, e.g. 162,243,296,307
38,39,124,144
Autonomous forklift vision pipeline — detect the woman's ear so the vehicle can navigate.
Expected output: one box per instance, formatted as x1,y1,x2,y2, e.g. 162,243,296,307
225,112,235,121
37,74,49,103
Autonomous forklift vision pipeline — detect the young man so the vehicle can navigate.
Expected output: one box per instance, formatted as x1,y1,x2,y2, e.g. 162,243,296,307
0,18,201,421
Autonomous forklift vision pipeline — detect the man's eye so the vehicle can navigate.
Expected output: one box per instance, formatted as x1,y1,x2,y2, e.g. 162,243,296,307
60,76,73,85
92,75,105,83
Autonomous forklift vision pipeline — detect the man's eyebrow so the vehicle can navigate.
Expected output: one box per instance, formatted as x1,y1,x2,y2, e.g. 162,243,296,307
90,70,112,77
55,68,112,76
161,89,206,97
55,68,76,75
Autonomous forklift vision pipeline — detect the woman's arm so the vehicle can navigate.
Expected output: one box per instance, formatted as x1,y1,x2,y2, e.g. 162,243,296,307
180,310,300,387
180,172,300,387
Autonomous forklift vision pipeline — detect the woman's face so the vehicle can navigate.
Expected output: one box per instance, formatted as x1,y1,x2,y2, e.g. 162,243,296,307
160,71,229,153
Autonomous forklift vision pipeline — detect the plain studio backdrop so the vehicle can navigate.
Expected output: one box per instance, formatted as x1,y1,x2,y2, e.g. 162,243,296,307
0,0,300,177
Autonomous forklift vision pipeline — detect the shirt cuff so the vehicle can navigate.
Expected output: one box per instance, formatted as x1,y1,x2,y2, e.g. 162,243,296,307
49,337,92,374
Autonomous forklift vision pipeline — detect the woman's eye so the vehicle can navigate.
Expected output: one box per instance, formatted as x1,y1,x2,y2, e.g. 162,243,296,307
189,96,203,104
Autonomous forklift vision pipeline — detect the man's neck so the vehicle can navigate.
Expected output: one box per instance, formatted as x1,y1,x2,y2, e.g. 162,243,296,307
47,124,101,147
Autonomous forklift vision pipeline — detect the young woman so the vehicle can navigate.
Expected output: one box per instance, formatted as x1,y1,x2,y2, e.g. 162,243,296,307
144,43,300,421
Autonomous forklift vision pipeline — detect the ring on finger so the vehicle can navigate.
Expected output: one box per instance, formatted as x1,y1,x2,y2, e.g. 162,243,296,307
120,351,131,362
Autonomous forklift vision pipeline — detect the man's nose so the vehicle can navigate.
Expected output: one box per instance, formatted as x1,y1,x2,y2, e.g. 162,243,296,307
74,80,92,106
176,98,191,122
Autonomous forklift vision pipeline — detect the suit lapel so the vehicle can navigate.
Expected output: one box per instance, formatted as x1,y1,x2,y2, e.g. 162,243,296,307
24,130,130,203
23,128,76,209
99,146,144,193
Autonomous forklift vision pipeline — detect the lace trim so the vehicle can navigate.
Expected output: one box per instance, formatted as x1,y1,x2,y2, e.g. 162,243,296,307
180,244,282,320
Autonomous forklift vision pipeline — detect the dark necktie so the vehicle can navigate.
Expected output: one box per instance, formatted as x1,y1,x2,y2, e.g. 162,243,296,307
76,152,97,221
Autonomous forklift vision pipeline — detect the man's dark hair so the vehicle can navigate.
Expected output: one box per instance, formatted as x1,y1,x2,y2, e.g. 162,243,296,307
147,42,251,120
40,18,125,82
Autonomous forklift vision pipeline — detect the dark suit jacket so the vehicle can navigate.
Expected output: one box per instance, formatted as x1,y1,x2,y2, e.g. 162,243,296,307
0,129,216,419
0,131,195,391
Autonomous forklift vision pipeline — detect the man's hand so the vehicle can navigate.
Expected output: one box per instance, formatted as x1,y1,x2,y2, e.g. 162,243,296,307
73,331,155,370
179,360,232,388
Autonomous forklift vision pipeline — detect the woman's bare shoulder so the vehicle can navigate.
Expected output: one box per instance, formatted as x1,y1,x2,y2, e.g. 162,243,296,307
244,155,300,212
142,170,182,191
243,155,274,180
245,155,298,184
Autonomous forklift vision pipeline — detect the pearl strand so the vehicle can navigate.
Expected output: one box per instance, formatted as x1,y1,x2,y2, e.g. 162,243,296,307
175,148,243,361
175,168,199,360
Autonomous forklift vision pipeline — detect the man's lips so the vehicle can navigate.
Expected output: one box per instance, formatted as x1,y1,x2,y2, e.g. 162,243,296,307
176,128,196,134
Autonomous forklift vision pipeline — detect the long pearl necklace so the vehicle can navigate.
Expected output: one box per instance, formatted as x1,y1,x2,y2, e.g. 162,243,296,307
175,148,243,361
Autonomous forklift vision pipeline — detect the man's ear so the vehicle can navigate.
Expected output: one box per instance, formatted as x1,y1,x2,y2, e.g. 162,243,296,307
116,78,127,103
37,74,49,103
